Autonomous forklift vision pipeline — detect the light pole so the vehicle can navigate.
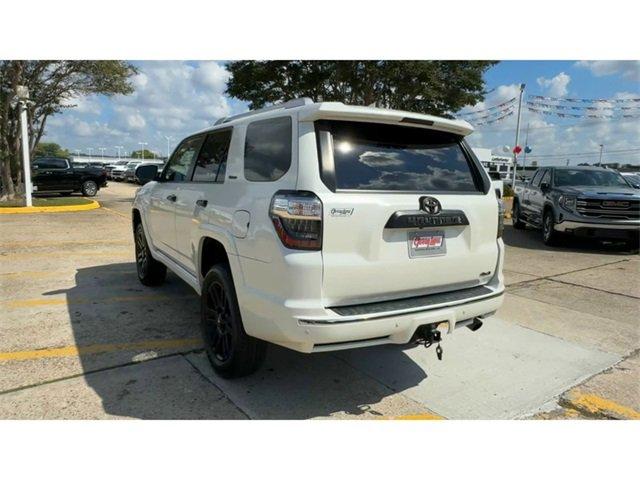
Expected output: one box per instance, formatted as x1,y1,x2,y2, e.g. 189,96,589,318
16,86,33,207
598,144,604,167
511,83,526,190
138,142,148,160
114,146,123,160
87,148,93,160
163,135,173,160
98,147,106,162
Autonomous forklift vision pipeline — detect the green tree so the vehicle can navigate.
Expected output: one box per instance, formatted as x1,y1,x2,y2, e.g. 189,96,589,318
34,142,70,158
0,61,137,200
130,149,158,159
226,60,497,114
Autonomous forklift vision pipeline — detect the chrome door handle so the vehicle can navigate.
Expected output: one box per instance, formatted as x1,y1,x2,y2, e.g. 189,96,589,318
167,194,177,202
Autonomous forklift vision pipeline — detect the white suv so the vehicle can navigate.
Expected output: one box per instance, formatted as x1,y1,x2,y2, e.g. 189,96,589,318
132,98,505,378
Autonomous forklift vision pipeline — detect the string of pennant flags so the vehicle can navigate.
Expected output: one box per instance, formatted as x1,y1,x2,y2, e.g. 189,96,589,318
526,101,640,111
529,95,640,104
457,94,640,127
455,97,516,118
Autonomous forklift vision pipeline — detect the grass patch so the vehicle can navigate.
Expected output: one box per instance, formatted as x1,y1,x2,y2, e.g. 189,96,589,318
0,196,94,208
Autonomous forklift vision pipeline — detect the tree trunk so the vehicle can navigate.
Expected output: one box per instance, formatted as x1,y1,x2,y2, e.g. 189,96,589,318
0,156,15,199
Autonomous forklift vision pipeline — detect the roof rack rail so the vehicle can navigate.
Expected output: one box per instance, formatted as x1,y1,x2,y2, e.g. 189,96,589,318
214,97,314,126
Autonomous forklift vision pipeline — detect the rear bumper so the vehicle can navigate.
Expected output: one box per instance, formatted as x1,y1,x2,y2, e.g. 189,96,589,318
554,220,640,240
240,284,504,353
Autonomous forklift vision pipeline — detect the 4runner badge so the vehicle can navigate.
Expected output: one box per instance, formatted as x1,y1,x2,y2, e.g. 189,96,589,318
330,208,354,217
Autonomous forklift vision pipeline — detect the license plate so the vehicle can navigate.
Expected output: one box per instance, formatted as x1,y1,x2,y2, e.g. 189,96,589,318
408,230,446,258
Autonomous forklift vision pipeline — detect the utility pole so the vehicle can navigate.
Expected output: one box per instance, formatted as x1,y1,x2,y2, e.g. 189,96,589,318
598,144,604,166
138,142,148,160
511,83,526,190
164,135,173,160
16,86,33,207
522,122,530,172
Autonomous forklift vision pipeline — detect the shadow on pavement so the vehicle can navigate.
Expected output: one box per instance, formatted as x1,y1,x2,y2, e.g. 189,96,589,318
502,224,637,255
52,262,427,419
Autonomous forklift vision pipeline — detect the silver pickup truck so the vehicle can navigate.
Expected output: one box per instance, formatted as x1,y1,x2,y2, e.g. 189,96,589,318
512,166,640,247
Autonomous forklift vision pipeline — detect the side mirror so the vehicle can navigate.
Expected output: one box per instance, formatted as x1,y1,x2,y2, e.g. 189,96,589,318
540,181,550,191
135,164,158,185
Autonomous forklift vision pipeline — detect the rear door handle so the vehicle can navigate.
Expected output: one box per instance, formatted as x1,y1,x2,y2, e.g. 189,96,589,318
196,199,208,207
167,194,177,202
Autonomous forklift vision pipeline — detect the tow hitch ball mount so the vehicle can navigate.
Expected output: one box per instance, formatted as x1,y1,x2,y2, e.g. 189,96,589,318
415,325,444,361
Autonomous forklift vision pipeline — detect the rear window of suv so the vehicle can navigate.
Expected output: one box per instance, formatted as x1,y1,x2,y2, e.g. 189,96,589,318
316,120,482,192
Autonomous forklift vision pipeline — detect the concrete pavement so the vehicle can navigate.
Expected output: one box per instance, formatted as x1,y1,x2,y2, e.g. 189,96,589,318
0,181,638,419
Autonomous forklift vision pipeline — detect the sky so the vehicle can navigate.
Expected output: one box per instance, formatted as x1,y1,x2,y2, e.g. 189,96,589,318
44,60,640,165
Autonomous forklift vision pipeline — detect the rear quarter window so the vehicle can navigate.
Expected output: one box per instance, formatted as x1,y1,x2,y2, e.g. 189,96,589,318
244,116,292,182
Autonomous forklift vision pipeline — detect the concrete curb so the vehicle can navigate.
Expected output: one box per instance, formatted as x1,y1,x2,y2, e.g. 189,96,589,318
0,200,100,214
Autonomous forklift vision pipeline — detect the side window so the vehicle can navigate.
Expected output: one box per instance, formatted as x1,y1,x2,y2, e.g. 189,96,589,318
192,129,232,183
539,170,551,186
36,158,67,169
531,170,544,187
160,136,203,183
244,116,292,182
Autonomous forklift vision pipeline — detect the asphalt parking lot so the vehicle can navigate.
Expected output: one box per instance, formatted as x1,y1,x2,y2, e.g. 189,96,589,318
0,181,638,419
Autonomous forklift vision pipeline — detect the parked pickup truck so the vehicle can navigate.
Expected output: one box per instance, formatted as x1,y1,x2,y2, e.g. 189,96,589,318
512,166,640,247
32,157,107,196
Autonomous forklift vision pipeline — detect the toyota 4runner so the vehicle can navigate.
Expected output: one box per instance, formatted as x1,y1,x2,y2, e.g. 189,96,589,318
132,99,505,378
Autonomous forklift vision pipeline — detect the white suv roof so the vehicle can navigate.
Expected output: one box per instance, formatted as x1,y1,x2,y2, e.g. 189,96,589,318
198,98,474,137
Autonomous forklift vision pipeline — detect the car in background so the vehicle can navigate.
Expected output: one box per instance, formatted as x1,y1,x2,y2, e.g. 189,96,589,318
111,161,141,181
512,166,640,247
32,157,107,196
105,160,129,179
621,172,640,189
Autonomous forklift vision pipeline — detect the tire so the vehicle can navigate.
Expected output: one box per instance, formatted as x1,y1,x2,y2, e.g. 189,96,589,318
512,200,525,229
134,222,166,286
542,209,561,246
201,264,267,378
81,180,98,197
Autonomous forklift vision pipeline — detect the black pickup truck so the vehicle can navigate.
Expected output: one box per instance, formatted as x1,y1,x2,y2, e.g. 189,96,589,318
32,157,107,197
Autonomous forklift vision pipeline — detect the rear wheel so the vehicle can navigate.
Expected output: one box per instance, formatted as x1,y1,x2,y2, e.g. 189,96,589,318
134,222,166,286
81,180,98,197
542,209,561,246
201,264,266,378
512,201,525,229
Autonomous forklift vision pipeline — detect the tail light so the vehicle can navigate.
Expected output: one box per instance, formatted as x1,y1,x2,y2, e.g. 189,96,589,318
270,191,322,250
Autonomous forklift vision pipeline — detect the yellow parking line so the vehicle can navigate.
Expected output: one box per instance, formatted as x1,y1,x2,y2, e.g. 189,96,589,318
387,413,444,420
0,268,135,279
565,391,640,420
0,239,130,249
0,250,132,259
2,293,194,309
0,338,203,362
101,206,130,219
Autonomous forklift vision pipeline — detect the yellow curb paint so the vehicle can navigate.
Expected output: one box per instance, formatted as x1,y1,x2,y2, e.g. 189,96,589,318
2,293,194,309
0,338,203,362
0,200,100,214
566,391,640,420
388,413,444,420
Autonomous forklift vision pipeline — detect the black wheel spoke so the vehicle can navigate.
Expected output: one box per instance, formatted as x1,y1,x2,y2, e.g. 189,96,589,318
205,280,234,363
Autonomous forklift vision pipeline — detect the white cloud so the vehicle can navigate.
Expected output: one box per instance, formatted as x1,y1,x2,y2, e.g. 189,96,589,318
575,61,640,82
536,72,571,97
43,61,240,156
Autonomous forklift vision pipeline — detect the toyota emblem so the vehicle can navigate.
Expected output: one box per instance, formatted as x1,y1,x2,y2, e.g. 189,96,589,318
420,196,441,215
